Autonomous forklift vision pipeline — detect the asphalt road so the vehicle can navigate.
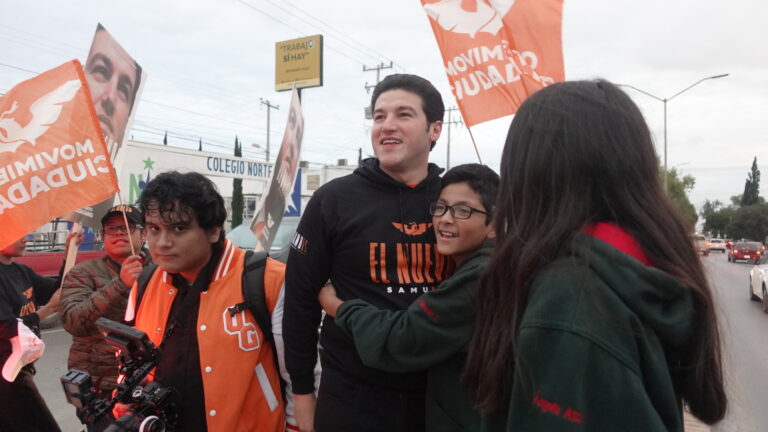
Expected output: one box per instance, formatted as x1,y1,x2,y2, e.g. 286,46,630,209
705,251,768,432
37,327,82,432
29,252,768,431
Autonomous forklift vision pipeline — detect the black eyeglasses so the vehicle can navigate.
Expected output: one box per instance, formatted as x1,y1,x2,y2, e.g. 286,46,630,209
429,202,490,220
102,224,142,236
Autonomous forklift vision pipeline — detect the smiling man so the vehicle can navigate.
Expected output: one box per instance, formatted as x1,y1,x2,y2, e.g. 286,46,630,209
284,74,449,432
60,204,147,431
84,24,143,156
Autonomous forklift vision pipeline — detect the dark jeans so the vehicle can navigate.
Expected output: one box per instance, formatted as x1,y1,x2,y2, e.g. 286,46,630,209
0,366,61,432
315,366,425,432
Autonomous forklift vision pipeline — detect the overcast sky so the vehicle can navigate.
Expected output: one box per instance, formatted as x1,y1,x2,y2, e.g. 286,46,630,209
2,0,766,215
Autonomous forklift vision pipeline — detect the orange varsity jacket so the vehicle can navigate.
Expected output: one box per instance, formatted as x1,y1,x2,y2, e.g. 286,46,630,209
127,240,286,431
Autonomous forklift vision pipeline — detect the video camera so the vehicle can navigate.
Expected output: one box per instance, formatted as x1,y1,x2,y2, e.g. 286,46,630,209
61,318,178,432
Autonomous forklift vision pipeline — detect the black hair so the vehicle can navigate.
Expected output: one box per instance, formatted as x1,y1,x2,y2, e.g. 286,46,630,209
463,80,726,423
371,74,444,150
138,171,226,235
440,163,499,225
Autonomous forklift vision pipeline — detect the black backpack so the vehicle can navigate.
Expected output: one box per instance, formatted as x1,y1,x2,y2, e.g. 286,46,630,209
134,250,274,341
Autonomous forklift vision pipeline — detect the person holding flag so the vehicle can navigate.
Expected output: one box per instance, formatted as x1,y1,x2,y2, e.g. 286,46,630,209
60,204,148,431
0,56,119,430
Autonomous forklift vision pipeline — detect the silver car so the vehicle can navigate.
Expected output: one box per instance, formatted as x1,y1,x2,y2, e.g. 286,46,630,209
226,216,300,263
709,238,726,253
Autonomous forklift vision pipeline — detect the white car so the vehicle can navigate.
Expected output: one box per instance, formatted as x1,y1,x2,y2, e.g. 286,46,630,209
709,238,727,253
749,254,768,313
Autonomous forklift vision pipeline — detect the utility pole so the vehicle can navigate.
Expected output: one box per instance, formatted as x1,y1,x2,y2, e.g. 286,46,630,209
363,61,393,94
260,98,279,162
444,107,463,169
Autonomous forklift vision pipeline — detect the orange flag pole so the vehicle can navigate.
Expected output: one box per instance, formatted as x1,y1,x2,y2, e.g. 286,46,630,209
466,127,483,165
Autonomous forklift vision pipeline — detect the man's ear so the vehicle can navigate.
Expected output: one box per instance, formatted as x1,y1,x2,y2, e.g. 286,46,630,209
429,120,443,143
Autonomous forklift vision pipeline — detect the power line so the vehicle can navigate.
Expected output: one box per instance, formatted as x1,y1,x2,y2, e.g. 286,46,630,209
278,0,406,70
237,0,367,66
0,61,39,75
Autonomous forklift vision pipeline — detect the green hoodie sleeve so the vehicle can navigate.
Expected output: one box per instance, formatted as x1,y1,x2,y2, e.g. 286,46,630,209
334,256,483,373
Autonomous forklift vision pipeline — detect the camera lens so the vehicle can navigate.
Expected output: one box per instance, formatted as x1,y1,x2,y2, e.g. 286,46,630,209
138,415,165,432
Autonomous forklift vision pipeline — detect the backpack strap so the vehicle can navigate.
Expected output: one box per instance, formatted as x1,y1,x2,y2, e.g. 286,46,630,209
227,250,272,342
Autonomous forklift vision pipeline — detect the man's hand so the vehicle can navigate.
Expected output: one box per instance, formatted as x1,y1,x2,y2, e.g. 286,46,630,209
119,255,144,287
318,283,343,318
293,393,316,432
64,229,84,253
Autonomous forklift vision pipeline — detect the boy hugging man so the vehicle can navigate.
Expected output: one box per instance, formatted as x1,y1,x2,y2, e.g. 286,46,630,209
319,163,498,432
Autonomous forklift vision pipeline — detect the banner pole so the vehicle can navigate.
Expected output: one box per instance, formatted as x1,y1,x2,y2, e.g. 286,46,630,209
467,127,483,165
115,193,137,256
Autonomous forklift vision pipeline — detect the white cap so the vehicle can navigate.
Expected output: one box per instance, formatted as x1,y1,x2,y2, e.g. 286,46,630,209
2,319,45,382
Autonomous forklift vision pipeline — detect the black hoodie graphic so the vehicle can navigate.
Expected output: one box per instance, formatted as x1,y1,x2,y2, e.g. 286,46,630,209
284,158,452,394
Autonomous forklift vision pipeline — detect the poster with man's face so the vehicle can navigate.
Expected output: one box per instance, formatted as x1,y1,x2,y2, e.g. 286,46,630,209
250,88,304,251
61,24,146,228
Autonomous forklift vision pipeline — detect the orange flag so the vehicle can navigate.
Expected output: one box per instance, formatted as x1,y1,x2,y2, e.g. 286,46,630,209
422,0,564,127
0,60,119,249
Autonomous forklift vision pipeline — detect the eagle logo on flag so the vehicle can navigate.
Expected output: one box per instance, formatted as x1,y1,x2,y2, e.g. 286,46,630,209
0,80,81,153
423,0,516,38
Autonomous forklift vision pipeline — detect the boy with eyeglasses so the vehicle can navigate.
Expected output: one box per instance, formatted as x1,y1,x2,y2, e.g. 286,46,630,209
60,204,148,430
318,164,498,431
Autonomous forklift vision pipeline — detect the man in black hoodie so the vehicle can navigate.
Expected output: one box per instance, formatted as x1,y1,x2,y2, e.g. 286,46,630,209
284,74,451,432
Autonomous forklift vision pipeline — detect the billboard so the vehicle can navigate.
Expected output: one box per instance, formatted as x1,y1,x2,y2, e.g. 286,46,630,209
275,35,323,91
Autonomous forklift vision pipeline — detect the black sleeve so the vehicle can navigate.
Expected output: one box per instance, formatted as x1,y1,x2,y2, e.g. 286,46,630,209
283,193,331,394
25,267,59,306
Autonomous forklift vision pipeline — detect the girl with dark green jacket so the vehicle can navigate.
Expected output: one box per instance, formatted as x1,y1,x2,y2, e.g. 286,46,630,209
464,80,727,431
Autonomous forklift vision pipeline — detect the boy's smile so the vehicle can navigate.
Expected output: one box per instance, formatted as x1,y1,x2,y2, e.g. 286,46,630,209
432,182,495,266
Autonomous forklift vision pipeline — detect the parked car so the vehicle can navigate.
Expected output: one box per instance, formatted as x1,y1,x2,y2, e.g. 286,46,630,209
692,234,709,256
728,241,763,263
709,238,727,253
15,250,105,276
225,216,300,263
749,254,768,313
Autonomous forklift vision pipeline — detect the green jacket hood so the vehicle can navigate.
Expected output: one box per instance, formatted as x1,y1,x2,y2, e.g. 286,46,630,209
570,232,695,351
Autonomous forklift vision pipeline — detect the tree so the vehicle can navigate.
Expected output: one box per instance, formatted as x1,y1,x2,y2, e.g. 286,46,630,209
728,204,768,241
663,167,698,228
231,136,244,227
700,199,723,220
741,157,761,206
702,206,736,238
163,130,168,145
198,138,203,151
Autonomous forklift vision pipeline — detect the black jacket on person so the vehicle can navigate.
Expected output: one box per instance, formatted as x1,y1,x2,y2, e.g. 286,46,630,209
283,158,453,394
0,261,61,432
